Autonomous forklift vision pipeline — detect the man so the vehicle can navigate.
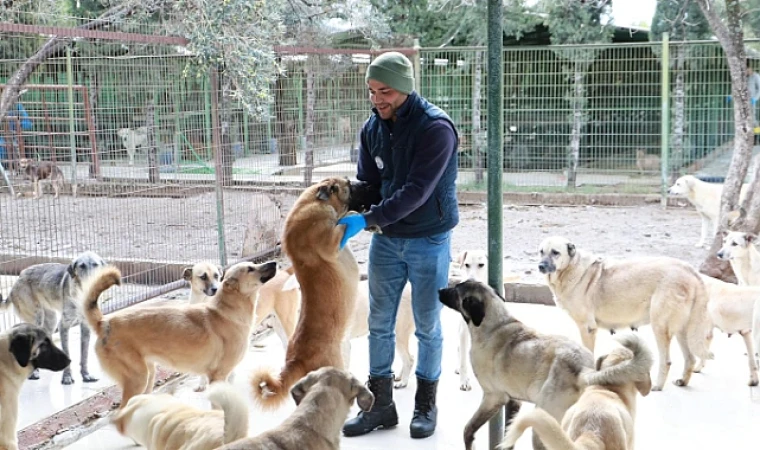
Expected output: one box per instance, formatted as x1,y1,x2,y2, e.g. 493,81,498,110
0,102,33,168
748,62,760,128
337,51,459,440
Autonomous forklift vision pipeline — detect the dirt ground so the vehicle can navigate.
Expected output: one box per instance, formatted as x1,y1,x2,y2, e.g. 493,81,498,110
0,189,709,286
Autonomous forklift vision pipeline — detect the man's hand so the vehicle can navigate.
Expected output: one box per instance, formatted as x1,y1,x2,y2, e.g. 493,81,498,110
337,214,367,249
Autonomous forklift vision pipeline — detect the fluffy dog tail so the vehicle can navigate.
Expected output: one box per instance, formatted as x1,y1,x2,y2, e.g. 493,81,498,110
499,407,577,450
583,333,653,387
82,265,122,335
250,360,307,410
207,382,249,444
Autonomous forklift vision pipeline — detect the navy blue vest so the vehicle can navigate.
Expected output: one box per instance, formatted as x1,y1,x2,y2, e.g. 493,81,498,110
364,92,459,238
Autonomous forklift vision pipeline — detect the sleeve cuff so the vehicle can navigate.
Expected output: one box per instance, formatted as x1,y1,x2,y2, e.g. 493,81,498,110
363,211,379,229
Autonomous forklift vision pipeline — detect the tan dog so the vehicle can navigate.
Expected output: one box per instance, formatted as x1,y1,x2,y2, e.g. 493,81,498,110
82,261,276,408
250,266,301,348
272,274,416,388
183,261,224,305
635,149,660,174
0,324,70,450
439,279,595,450
500,333,653,450
667,175,749,248
221,367,374,450
17,158,65,199
697,274,760,386
251,177,359,409
717,231,760,286
111,382,248,450
538,236,712,391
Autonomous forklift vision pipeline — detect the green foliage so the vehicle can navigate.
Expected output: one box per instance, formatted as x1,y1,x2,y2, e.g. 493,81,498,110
650,0,710,42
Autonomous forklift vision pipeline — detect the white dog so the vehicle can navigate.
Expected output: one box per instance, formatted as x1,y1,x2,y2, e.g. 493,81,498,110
667,175,748,248
117,127,148,166
718,231,760,286
697,275,760,386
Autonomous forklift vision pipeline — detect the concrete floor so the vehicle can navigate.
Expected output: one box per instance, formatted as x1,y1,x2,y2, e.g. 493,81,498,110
16,300,760,450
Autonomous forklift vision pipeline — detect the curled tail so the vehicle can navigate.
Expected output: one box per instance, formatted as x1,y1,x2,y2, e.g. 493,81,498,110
207,382,249,444
584,333,654,386
81,265,122,335
499,407,576,450
250,360,307,410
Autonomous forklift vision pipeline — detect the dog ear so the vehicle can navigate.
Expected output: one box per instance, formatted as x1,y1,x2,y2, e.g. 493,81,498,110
182,267,193,281
462,297,485,327
290,371,320,406
217,266,224,279
223,276,239,292
455,251,468,267
67,262,77,279
353,379,375,412
316,185,331,201
10,331,34,368
566,243,576,258
635,376,652,397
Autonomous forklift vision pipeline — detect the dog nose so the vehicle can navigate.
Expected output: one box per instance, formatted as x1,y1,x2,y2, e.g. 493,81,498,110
209,287,218,295
538,262,549,273
716,251,725,260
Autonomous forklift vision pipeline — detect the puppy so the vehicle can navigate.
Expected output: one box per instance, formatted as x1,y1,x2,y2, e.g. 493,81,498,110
697,274,760,386
439,279,594,450
183,261,223,305
111,382,248,450
500,333,654,450
117,126,148,166
667,175,749,247
82,261,276,408
538,236,712,391
0,323,70,450
635,149,660,174
0,251,105,384
17,158,65,199
220,367,374,450
717,231,760,286
251,177,359,409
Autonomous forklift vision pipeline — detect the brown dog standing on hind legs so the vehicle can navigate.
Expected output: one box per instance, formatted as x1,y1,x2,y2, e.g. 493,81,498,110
82,261,276,409
251,177,359,409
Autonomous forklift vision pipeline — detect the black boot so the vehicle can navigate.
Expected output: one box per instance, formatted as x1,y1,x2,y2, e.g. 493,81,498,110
343,375,398,437
410,377,438,439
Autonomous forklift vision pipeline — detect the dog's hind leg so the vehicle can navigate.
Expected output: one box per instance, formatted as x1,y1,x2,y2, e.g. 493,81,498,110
79,323,98,382
394,333,415,389
739,330,759,386
28,309,58,381
674,330,696,387
59,323,75,385
144,363,157,394
651,326,673,391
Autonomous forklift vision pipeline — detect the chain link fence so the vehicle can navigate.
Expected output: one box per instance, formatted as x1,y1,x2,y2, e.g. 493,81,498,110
0,17,755,331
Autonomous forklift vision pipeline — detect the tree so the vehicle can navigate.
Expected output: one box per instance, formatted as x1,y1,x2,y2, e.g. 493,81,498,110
694,0,760,281
650,0,711,183
538,0,614,189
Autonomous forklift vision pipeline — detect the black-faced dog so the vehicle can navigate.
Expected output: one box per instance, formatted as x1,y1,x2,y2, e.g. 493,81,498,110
439,279,594,450
1,323,70,450
0,251,106,384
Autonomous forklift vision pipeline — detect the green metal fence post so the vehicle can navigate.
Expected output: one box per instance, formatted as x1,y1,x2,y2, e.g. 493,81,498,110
660,33,670,207
66,46,77,190
487,0,506,448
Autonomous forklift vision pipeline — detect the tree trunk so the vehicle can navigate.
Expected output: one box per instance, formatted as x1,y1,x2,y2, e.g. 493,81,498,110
275,68,297,167
472,50,484,184
219,76,234,186
671,46,686,183
567,64,584,189
0,4,135,122
303,64,315,186
697,0,756,281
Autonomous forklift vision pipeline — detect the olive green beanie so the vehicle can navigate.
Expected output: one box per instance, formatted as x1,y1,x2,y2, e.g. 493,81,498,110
366,52,415,94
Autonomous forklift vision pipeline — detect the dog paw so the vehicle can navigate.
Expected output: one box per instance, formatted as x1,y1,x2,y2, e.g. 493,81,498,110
81,374,99,383
460,381,472,391
673,379,687,387
61,374,75,385
194,385,208,392
394,380,408,389
650,385,663,392
454,368,460,375
749,378,759,387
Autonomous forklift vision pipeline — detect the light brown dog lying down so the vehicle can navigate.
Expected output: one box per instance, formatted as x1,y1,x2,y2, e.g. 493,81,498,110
111,382,247,450
500,333,654,450
82,261,276,408
220,367,374,450
251,177,359,409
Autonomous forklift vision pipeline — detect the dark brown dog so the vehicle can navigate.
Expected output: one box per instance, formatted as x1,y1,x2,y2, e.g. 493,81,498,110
18,158,64,199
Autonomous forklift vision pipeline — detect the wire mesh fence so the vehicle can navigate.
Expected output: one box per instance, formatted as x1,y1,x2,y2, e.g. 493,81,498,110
0,16,756,332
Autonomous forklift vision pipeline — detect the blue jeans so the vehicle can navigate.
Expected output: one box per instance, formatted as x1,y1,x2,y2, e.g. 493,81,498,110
367,230,451,382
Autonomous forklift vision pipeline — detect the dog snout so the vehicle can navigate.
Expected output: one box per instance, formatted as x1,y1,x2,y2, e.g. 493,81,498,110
258,261,277,283
538,259,555,274
716,250,727,260
206,285,219,296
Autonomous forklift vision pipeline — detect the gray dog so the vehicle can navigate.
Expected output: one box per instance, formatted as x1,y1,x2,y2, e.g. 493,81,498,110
439,279,594,450
0,251,106,384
